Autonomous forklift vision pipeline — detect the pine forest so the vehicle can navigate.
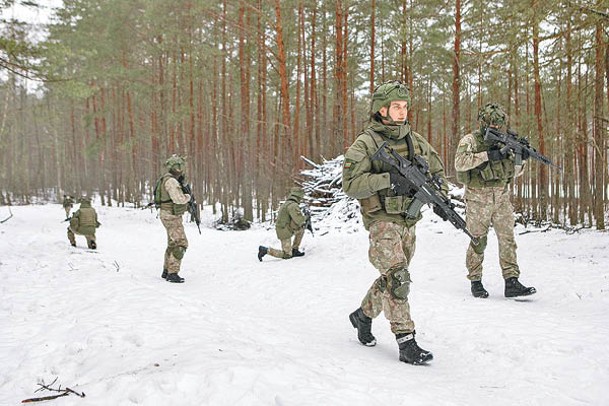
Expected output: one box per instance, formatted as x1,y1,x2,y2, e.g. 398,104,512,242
0,0,607,229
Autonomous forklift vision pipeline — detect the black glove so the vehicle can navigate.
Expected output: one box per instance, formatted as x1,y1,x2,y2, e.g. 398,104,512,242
433,204,449,221
389,172,411,196
487,148,507,161
521,148,530,160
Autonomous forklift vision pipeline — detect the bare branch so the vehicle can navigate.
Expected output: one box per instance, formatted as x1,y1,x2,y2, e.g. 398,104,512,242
0,206,13,224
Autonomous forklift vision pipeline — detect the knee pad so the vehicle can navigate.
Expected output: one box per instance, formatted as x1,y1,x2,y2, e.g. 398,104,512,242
471,235,487,255
388,267,411,300
172,246,187,260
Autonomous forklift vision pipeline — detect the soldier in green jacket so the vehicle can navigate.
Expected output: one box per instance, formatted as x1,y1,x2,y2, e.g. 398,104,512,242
455,103,536,299
258,187,307,261
159,154,191,283
67,197,100,249
342,80,447,365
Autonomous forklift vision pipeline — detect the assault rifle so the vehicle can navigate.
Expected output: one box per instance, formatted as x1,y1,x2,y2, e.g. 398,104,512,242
371,142,479,245
484,127,561,169
180,182,201,234
302,206,314,236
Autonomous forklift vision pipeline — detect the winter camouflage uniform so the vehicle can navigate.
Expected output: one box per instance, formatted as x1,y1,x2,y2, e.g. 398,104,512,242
455,103,528,286
342,87,447,337
159,155,191,281
266,187,306,259
67,197,100,249
62,195,74,219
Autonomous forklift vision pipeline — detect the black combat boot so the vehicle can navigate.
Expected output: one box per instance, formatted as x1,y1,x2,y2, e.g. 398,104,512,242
70,241,76,247
396,332,433,365
166,273,185,283
504,277,536,298
292,248,305,257
161,269,168,279
258,246,268,262
88,241,97,250
471,280,489,298
349,308,376,346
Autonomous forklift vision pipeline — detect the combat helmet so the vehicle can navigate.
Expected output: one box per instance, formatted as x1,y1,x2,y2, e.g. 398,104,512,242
370,80,411,116
78,196,92,207
478,103,507,129
165,154,186,175
289,186,305,201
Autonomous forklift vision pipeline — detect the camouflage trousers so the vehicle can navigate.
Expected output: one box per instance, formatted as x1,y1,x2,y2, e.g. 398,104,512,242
63,207,71,219
360,221,416,334
160,210,189,274
67,227,96,248
465,186,519,281
268,228,304,259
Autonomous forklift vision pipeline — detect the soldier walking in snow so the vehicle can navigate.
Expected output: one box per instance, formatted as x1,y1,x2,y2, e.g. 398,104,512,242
158,154,191,283
342,80,447,365
67,196,100,249
258,187,307,261
62,194,74,220
455,103,536,299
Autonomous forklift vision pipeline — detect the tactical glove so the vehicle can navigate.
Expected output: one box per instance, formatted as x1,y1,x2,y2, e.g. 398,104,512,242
521,148,530,160
389,172,411,196
487,148,507,161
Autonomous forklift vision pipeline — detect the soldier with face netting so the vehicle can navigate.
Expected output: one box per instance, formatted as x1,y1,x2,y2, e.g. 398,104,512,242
158,154,191,283
455,103,536,299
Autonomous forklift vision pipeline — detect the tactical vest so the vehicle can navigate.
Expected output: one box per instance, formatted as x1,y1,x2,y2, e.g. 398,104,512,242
159,173,188,215
361,128,424,218
456,130,515,188
70,202,97,235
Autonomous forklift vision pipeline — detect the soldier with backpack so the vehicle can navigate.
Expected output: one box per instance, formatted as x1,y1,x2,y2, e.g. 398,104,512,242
67,196,100,249
156,154,191,283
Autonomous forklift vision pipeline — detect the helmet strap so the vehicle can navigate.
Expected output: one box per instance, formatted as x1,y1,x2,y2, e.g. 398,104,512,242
378,108,405,127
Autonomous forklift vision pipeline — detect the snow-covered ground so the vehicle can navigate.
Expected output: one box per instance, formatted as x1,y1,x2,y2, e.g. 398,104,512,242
1,202,608,405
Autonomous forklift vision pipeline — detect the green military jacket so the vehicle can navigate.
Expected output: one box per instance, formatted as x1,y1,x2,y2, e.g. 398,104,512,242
455,129,516,188
275,191,306,240
342,121,447,230
70,201,100,235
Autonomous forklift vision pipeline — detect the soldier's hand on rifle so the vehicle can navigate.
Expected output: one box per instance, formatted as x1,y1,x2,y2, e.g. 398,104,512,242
389,171,411,196
433,204,450,221
521,148,530,160
487,147,507,161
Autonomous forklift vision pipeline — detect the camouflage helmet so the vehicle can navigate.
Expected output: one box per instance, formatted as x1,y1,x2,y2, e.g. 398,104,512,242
78,196,91,204
478,103,507,128
370,80,411,115
165,154,186,173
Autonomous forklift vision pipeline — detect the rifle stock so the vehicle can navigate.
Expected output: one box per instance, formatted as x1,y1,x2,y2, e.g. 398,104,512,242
302,206,314,236
371,142,479,245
